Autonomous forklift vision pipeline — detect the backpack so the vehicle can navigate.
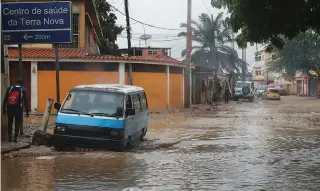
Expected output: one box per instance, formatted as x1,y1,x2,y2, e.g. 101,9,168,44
7,85,23,106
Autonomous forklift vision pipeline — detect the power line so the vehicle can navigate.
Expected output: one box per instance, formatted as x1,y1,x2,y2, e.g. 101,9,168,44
120,32,179,38
118,33,180,38
129,32,180,36
110,4,184,31
118,0,124,10
118,36,185,42
201,0,211,14
118,35,181,39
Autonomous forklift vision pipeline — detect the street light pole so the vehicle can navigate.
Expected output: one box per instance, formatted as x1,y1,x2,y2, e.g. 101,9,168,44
185,0,192,108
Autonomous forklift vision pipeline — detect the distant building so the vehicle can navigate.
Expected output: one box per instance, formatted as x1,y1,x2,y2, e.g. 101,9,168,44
252,47,275,84
119,47,172,57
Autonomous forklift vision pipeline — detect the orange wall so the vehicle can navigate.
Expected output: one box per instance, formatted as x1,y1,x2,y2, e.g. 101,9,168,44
170,74,183,108
129,72,168,109
38,71,119,112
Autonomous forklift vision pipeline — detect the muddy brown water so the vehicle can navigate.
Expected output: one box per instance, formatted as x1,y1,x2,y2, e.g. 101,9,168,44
2,96,320,191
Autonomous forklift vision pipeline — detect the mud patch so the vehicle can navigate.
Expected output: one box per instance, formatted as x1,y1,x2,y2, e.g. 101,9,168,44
131,139,181,152
1,145,88,160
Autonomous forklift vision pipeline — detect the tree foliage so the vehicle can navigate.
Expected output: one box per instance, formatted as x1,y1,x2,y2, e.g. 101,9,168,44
178,13,247,74
211,0,320,49
95,0,124,55
268,31,320,79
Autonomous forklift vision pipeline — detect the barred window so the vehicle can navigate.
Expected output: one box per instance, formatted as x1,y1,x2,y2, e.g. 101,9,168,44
58,13,79,48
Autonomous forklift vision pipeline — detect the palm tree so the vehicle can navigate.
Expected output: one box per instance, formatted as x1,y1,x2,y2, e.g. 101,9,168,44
178,12,247,74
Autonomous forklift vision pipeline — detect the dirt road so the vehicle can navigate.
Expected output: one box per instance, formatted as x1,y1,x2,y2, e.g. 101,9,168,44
2,96,320,190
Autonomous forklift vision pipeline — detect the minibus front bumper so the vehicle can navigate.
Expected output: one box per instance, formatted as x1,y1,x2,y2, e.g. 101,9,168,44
53,134,126,149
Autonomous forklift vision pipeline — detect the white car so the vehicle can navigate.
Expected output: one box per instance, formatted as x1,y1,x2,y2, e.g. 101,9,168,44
255,84,267,98
234,81,255,102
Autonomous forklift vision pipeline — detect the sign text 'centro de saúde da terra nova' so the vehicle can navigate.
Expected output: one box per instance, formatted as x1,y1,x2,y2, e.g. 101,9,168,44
2,1,72,44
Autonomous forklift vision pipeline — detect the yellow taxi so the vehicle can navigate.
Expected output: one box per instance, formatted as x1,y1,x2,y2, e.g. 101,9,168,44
262,88,281,100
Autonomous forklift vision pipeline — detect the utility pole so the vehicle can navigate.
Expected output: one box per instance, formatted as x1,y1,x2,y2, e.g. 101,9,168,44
185,0,192,108
124,0,133,85
241,48,246,81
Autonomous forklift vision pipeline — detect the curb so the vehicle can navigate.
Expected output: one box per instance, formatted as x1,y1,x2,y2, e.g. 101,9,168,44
1,143,31,154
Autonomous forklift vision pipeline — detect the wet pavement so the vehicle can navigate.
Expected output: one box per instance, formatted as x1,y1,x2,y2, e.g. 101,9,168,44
2,96,320,191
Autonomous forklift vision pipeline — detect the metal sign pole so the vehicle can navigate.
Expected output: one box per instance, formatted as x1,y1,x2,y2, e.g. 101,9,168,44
18,43,24,135
55,44,60,103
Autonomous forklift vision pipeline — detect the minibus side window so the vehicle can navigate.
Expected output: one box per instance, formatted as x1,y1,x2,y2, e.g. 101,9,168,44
126,95,133,110
139,92,148,110
132,94,142,114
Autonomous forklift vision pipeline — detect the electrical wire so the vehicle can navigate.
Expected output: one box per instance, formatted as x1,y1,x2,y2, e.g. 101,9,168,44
201,0,211,14
109,4,184,31
118,0,124,10
118,36,185,42
118,33,181,39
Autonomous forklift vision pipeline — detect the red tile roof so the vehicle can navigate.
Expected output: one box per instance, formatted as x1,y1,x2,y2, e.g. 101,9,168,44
8,48,181,64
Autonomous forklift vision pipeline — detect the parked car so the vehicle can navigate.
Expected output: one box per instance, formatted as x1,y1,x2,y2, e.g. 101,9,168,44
274,85,286,95
255,84,267,98
268,84,286,95
262,88,281,100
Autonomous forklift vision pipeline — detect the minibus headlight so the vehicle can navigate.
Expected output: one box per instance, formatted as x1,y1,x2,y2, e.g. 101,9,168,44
111,130,124,137
56,126,66,132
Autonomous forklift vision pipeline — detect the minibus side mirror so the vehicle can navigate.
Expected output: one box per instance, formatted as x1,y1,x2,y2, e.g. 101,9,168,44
126,108,135,116
54,102,61,110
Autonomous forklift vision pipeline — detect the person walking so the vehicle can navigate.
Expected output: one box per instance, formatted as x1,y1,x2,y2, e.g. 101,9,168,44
2,79,29,142
224,82,231,104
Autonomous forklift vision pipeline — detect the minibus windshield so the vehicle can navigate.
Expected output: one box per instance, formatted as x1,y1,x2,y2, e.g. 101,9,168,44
60,90,124,118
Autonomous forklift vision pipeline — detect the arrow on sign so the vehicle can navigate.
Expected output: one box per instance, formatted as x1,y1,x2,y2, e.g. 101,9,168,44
24,34,33,40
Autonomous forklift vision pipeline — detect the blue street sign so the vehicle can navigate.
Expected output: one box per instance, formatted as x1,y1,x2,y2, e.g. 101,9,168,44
2,1,72,44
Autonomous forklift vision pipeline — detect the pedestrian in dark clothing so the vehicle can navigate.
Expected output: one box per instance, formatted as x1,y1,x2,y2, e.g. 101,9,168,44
224,83,231,104
2,79,29,142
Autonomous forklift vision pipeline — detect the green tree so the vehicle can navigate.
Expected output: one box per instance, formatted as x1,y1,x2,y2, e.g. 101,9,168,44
95,0,124,55
268,31,320,79
178,13,247,74
210,0,320,49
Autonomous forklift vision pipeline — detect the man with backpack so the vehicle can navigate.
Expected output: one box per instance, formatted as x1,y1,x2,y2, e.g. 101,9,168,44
2,79,29,142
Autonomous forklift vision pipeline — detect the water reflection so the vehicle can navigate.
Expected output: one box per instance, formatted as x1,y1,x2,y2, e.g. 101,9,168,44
2,152,148,191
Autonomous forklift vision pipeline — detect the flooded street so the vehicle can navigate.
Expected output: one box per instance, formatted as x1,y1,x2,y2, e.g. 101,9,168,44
2,96,320,191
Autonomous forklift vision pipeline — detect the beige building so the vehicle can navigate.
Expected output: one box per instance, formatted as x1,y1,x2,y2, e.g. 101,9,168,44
252,48,275,84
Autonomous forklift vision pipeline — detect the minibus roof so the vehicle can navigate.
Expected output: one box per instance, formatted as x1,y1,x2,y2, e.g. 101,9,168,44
72,84,144,94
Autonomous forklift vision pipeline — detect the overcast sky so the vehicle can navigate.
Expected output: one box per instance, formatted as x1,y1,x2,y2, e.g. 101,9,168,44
110,0,261,69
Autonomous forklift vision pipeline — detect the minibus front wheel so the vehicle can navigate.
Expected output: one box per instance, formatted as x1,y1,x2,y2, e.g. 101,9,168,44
115,137,131,152
140,127,147,141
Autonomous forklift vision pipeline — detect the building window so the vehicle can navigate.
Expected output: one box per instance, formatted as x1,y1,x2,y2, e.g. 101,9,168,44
148,49,157,56
255,70,262,76
58,13,79,48
255,54,262,61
